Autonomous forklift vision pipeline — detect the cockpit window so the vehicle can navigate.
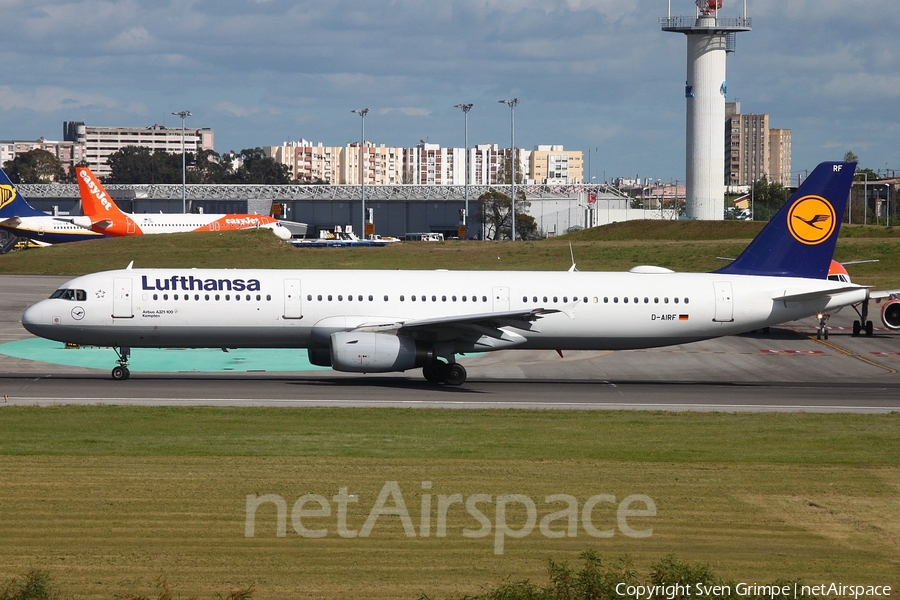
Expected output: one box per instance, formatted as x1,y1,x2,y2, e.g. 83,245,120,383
50,288,87,301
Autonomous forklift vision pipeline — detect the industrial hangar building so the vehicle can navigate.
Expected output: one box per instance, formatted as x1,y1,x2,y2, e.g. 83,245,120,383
17,182,654,240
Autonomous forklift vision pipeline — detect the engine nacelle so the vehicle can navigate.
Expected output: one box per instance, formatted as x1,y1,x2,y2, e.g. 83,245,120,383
881,298,900,330
307,347,332,367
329,332,431,373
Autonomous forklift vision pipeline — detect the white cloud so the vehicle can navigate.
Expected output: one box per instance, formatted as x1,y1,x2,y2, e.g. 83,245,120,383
380,107,432,117
0,85,119,113
109,26,154,52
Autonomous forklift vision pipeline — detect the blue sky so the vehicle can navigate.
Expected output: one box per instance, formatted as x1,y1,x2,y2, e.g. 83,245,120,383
1,0,897,182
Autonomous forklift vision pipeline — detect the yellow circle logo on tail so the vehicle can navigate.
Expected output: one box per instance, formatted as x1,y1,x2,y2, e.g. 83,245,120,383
786,195,836,245
0,184,15,210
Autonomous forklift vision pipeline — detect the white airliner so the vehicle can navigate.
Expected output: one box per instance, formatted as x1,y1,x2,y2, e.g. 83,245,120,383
72,167,294,240
21,161,898,384
0,169,105,244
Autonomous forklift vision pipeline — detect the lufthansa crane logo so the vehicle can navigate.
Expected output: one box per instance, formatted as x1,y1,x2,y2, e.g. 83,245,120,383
786,195,836,245
0,184,15,210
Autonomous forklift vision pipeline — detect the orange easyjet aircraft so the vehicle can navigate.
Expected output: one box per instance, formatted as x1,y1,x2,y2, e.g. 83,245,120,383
73,167,291,240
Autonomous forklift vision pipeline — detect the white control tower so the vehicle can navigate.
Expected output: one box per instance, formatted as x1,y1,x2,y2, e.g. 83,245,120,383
661,1,751,220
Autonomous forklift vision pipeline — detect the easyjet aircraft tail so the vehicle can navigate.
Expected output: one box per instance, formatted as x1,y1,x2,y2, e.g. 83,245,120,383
75,167,134,234
715,161,856,279
0,169,48,218
74,166,293,240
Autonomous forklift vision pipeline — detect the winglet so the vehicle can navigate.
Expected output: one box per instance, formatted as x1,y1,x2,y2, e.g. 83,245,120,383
714,161,856,279
0,169,47,218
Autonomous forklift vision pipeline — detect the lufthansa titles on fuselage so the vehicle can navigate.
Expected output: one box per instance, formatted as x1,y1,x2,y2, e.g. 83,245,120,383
141,275,262,292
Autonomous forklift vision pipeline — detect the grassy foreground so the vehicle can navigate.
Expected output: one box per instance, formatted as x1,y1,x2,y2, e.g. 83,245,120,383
2,222,899,289
0,407,898,598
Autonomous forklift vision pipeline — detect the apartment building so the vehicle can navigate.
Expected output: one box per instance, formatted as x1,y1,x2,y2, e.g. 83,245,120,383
265,140,581,186
265,140,340,184
768,128,792,186
63,121,215,179
0,137,85,178
724,102,791,189
529,145,584,184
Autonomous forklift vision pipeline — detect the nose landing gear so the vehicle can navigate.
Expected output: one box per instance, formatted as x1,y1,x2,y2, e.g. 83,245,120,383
815,313,830,340
112,347,131,380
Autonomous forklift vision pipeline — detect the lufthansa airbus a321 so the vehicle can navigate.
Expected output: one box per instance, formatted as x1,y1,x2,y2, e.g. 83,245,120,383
21,161,899,385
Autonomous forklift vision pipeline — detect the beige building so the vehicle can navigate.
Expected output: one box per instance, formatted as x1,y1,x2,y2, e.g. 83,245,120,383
0,138,85,178
768,128,792,186
528,145,584,184
265,140,583,186
62,121,214,179
724,102,791,189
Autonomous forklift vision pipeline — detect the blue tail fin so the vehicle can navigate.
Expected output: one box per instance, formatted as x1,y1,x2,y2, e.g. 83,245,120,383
714,161,856,279
0,169,47,218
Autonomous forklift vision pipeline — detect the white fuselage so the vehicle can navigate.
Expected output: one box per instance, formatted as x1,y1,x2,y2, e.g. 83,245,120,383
22,267,867,354
1,215,104,243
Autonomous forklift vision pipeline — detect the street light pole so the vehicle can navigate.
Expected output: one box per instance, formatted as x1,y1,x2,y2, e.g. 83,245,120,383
499,98,518,240
172,111,192,213
351,108,369,238
454,103,473,238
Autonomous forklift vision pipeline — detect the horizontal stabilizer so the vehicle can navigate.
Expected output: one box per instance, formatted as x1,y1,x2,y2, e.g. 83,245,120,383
773,285,865,303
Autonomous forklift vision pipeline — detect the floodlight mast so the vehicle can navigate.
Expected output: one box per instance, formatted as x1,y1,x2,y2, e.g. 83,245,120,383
351,108,369,238
172,110,192,214
499,98,518,240
454,103,473,237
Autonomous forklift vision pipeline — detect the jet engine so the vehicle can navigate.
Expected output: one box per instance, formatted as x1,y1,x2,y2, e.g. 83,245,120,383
881,298,900,330
307,347,332,367
269,223,292,240
329,331,432,373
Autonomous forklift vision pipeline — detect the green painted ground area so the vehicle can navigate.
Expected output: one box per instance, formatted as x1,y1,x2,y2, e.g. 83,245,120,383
0,337,327,372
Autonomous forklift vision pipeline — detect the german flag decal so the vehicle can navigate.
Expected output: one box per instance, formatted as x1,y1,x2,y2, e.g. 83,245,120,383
679,315,689,321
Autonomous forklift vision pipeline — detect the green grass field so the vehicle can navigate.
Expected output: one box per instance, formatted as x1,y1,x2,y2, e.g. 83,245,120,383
0,407,898,599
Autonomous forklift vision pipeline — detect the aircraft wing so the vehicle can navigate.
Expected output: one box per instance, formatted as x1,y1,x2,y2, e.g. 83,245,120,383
353,308,562,348
400,307,561,330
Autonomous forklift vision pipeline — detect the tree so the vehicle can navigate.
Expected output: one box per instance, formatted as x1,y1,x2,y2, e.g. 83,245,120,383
190,148,230,184
105,146,183,184
515,212,541,240
477,189,532,240
228,148,291,184
844,150,859,163
750,177,788,221
2,149,66,183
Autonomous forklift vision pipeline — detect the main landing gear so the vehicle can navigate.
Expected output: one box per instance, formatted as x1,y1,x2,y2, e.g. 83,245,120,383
851,299,875,337
111,346,131,380
422,360,467,386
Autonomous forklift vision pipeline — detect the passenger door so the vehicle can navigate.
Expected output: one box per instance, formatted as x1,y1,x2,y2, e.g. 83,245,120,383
283,279,303,319
112,278,133,319
712,281,734,322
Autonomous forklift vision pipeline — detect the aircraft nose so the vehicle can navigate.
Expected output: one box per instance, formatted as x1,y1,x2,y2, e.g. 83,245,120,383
21,302,45,336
